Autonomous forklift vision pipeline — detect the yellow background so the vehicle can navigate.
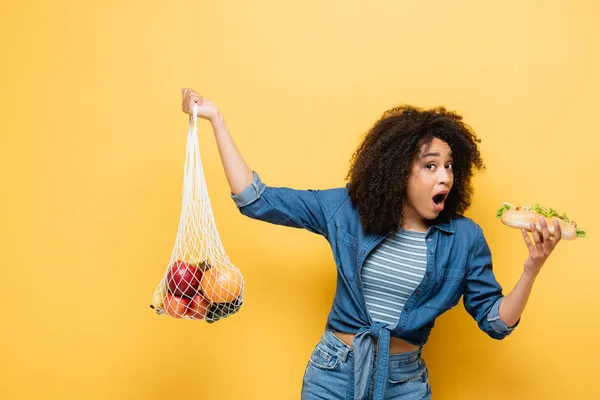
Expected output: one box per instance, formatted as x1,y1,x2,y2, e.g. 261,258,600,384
1,1,598,399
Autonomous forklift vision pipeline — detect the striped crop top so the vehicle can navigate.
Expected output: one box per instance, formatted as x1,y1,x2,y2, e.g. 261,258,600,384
360,229,428,326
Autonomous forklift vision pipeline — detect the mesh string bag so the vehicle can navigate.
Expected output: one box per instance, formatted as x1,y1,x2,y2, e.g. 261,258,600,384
150,103,244,323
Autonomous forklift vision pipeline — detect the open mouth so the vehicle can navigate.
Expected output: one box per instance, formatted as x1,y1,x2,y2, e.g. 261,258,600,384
433,193,447,205
432,192,448,212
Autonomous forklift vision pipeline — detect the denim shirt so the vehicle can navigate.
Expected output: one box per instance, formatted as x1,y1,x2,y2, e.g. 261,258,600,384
231,171,518,400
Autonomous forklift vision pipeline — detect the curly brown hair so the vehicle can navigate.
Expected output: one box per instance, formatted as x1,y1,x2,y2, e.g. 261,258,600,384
345,105,485,235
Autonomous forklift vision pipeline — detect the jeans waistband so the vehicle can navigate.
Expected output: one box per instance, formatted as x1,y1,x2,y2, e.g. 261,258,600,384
321,330,352,362
323,330,422,358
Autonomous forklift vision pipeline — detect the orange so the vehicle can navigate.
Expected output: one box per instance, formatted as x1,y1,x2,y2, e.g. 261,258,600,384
200,267,242,303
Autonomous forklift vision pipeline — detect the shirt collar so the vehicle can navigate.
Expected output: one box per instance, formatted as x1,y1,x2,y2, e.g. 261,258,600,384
428,216,455,234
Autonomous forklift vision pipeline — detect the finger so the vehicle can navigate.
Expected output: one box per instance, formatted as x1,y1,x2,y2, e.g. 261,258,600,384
182,89,191,109
190,93,203,104
522,228,534,251
540,216,551,245
530,221,542,246
181,89,204,114
185,91,199,112
552,217,562,245
186,90,195,103
188,96,202,115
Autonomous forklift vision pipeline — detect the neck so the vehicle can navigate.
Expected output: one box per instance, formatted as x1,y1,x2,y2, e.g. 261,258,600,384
400,216,429,232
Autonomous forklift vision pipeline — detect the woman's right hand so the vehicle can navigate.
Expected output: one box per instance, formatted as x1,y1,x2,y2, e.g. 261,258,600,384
181,88,220,123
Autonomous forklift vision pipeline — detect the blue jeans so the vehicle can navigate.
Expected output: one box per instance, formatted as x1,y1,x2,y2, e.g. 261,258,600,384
301,331,432,400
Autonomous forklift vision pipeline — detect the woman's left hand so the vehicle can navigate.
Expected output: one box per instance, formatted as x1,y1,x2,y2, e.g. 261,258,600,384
522,216,562,276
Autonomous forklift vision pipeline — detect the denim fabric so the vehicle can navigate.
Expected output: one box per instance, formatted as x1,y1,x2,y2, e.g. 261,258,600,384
232,171,518,399
301,331,431,400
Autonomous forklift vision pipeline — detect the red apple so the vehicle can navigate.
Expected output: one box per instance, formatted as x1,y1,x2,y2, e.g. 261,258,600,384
186,293,211,319
166,260,202,297
164,294,191,318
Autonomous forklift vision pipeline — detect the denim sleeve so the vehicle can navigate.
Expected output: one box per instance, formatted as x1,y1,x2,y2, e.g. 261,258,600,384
463,227,520,339
230,171,330,236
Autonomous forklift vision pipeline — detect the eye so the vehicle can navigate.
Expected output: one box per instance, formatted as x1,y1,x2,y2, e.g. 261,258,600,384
426,163,436,170
445,163,453,170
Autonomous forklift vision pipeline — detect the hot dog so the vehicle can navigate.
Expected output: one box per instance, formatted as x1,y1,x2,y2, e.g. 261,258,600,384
497,203,586,240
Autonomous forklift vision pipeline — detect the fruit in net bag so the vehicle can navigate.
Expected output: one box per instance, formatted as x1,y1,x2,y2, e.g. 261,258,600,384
164,294,191,318
150,103,244,321
206,297,243,324
200,264,243,303
166,260,201,297
186,292,211,319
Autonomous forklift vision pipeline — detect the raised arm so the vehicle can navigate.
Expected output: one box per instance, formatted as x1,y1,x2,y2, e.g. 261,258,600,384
180,88,344,237
181,88,253,195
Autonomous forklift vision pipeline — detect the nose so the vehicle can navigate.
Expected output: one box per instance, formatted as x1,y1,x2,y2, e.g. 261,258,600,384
437,167,450,185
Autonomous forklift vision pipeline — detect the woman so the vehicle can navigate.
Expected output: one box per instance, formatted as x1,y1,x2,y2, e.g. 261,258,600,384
180,88,562,400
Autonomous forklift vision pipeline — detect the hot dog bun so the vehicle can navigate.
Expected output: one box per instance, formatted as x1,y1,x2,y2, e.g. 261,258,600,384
497,203,585,241
500,210,578,240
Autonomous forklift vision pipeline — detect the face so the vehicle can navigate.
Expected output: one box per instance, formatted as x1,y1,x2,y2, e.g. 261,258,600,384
402,138,454,231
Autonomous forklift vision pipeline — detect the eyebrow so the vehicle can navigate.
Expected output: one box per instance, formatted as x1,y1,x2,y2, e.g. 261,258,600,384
420,152,454,160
